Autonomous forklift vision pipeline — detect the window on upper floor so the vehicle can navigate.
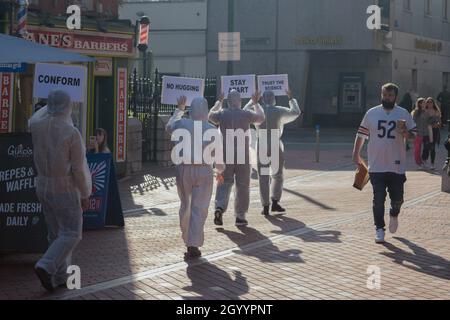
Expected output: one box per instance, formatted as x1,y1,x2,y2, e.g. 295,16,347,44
378,0,391,19
444,0,449,20
425,0,432,16
403,0,411,11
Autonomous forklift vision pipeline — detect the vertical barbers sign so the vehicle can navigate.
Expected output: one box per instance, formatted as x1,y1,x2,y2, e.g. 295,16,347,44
116,68,127,162
0,133,47,253
0,73,14,133
33,63,87,102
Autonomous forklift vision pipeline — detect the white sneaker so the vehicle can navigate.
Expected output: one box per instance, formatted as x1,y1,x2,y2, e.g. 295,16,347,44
375,229,385,244
389,216,398,234
422,161,429,169
430,164,435,171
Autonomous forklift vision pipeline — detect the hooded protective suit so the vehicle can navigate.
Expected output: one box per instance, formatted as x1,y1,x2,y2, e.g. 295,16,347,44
30,90,92,286
209,90,265,221
244,90,301,207
166,97,224,248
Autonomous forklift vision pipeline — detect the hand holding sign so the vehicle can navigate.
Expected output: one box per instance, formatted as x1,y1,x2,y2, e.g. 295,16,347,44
286,89,293,100
177,96,187,111
251,90,261,105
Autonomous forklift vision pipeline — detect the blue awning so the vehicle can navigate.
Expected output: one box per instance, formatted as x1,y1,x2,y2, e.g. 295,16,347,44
0,33,95,63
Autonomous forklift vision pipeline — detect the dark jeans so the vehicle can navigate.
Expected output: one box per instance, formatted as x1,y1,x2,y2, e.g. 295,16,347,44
422,133,438,164
369,173,407,230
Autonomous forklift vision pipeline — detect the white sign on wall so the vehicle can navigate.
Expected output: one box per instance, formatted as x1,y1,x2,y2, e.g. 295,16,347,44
161,76,205,106
221,74,256,99
218,32,241,62
257,74,289,96
33,63,87,102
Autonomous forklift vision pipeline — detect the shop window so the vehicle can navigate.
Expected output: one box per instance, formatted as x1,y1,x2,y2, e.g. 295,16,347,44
378,0,391,19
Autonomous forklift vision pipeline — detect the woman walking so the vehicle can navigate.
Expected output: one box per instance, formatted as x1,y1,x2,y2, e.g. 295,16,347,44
411,98,428,169
422,98,442,170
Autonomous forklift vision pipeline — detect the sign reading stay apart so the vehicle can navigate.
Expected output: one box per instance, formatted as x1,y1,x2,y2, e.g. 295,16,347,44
257,74,289,97
33,63,87,102
0,133,47,253
83,153,125,230
221,75,256,99
161,76,205,106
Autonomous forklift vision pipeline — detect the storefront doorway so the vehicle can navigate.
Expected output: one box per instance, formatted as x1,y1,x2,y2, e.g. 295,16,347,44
94,76,114,155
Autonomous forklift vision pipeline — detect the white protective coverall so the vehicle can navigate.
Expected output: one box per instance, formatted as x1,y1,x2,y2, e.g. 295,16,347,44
166,97,225,248
209,91,265,220
30,90,92,286
244,91,301,207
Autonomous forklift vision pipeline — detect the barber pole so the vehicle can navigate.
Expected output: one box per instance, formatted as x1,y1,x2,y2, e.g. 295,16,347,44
137,16,150,52
16,0,28,38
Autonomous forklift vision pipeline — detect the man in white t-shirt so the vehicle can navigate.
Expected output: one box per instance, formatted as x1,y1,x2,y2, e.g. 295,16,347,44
353,83,417,244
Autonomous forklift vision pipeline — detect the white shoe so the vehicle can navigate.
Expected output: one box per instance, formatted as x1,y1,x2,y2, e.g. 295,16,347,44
375,229,385,244
430,164,435,171
422,161,429,169
417,164,424,170
389,216,398,234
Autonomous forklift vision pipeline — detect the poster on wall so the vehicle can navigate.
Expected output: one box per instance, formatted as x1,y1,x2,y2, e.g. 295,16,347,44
116,68,127,163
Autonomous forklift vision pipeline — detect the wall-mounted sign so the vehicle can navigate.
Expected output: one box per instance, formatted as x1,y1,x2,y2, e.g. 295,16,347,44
94,58,113,77
0,73,14,133
219,32,241,61
415,38,443,53
0,63,26,73
116,68,127,163
295,36,343,46
26,26,135,57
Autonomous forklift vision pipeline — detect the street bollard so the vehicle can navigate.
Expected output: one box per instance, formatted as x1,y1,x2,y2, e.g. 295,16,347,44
442,120,450,193
315,124,320,163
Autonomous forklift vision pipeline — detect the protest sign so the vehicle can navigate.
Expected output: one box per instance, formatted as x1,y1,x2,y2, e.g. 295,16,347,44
221,75,256,99
161,76,205,106
257,74,289,96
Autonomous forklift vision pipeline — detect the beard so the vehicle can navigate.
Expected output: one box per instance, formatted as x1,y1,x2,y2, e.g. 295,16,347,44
382,100,395,110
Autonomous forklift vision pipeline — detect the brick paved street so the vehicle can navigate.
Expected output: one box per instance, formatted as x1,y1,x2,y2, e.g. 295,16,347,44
1,129,449,300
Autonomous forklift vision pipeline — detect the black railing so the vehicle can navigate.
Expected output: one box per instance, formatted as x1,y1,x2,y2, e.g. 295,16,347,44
128,69,217,162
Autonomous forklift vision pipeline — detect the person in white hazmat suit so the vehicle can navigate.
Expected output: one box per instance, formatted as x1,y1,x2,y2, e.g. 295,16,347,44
29,90,92,292
166,96,225,259
244,89,302,216
209,90,265,227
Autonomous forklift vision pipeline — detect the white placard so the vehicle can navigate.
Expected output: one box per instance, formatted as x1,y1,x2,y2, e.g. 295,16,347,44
257,74,289,96
161,76,205,106
218,32,241,61
221,74,256,99
33,63,87,102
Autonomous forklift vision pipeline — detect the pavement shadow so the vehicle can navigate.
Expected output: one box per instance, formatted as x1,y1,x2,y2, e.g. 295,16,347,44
182,260,249,300
216,226,303,263
283,188,337,211
381,237,450,281
265,214,342,243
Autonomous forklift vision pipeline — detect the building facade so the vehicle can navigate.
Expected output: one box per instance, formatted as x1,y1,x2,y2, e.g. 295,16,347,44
0,0,135,173
119,0,207,77
207,0,450,126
